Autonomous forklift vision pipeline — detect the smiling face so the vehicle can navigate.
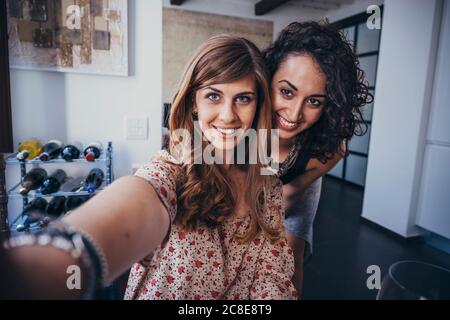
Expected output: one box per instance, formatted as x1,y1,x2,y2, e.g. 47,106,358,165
271,54,327,143
195,75,257,151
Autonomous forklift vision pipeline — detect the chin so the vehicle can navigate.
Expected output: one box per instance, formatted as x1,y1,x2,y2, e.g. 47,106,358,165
212,142,236,151
277,128,300,142
209,131,244,151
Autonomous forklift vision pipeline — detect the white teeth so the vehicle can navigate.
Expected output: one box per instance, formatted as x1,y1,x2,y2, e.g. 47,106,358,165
278,115,299,129
216,127,237,135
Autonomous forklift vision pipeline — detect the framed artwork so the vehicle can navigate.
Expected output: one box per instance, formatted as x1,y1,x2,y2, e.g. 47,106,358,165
6,0,128,76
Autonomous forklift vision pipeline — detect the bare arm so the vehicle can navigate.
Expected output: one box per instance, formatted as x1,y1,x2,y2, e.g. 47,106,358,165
2,176,170,298
63,175,170,283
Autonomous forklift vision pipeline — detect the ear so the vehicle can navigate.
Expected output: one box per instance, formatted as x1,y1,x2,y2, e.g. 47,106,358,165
192,106,198,119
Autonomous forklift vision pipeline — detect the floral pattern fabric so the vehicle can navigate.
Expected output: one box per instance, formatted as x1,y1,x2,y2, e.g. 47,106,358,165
124,150,297,300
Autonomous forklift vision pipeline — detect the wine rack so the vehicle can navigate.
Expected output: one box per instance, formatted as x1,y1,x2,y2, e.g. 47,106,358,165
4,141,113,233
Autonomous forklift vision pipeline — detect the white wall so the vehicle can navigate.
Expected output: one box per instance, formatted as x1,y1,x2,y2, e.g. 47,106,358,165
416,0,450,240
6,0,162,221
362,0,443,237
162,0,323,40
64,0,162,177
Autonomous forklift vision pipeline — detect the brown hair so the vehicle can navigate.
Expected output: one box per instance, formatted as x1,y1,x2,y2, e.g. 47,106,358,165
169,34,282,243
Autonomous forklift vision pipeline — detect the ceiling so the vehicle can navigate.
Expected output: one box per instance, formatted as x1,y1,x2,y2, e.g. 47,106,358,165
169,0,360,16
222,0,356,14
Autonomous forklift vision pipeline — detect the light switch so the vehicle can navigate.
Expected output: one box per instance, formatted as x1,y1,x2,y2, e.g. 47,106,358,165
126,116,148,140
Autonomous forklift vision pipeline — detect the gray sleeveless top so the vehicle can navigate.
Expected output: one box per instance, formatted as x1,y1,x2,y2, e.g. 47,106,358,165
278,141,322,263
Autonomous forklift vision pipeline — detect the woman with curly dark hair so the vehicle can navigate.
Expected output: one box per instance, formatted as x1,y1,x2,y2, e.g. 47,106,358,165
263,20,371,296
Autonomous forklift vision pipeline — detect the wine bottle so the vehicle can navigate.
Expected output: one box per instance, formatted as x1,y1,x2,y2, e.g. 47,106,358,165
60,177,85,192
61,142,83,162
16,198,48,232
38,140,63,161
39,216,52,228
46,196,66,217
40,169,67,195
83,141,103,162
84,168,104,193
16,140,43,161
65,195,89,212
22,197,48,215
19,167,48,195
16,211,44,232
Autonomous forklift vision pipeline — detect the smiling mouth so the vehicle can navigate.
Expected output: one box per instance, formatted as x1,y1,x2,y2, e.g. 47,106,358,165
213,126,241,138
276,113,302,130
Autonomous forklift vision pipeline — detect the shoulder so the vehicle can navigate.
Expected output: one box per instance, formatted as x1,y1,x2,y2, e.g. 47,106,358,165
134,150,185,223
152,149,184,166
135,150,185,183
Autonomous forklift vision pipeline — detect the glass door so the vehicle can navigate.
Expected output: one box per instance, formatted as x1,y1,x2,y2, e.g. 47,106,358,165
329,9,382,187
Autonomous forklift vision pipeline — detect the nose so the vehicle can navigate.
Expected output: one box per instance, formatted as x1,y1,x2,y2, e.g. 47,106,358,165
218,99,238,123
285,99,304,123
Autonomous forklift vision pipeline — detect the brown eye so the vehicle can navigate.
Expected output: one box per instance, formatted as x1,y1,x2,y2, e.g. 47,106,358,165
281,88,293,97
308,98,322,107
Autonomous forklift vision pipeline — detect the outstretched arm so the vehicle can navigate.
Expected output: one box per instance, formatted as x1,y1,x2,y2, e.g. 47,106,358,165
63,175,170,283
1,176,170,299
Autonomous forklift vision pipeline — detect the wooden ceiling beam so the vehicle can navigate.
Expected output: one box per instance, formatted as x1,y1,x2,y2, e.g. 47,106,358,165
170,0,185,6
255,0,291,16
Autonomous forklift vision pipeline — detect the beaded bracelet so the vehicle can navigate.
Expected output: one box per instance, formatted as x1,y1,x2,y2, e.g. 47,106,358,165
2,222,109,299
50,221,109,286
72,227,109,287
3,229,96,299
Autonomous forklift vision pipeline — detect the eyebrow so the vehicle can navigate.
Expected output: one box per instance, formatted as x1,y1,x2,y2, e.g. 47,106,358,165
278,80,298,91
278,80,326,98
204,86,255,96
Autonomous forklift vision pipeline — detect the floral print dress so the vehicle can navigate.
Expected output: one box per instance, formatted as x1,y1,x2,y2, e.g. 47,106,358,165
124,150,297,300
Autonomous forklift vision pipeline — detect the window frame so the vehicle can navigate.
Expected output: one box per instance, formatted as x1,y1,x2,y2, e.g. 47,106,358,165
331,6,383,186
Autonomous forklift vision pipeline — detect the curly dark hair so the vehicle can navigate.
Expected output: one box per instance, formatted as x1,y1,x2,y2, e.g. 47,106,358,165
262,20,372,163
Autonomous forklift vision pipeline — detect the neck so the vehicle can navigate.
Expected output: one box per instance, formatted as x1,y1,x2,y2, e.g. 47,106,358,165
279,136,295,150
271,136,295,164
222,148,235,169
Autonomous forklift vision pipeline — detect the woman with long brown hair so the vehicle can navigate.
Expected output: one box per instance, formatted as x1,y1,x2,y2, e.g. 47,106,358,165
124,34,296,299
1,34,297,300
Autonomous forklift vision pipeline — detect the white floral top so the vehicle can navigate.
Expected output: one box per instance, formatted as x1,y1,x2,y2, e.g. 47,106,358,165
124,150,297,300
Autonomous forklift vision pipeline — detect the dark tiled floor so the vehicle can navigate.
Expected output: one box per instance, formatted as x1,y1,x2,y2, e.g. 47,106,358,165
302,176,450,300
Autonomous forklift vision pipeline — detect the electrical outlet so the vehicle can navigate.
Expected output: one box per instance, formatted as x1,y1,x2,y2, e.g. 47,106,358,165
126,116,148,140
